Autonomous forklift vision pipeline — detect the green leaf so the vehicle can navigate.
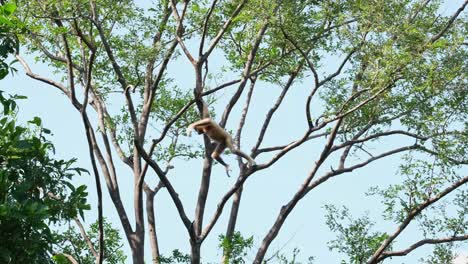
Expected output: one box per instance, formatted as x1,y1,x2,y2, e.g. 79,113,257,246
52,254,67,262
2,3,17,15
28,116,42,126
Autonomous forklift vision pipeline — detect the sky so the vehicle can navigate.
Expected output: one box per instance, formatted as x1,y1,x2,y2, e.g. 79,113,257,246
2,0,467,263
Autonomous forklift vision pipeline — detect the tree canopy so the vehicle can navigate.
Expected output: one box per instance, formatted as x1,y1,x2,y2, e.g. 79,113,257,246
2,0,467,263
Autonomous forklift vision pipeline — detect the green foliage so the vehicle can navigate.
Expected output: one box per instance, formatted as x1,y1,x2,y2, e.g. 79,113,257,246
419,244,455,264
267,248,315,264
158,249,191,264
0,2,20,79
324,205,389,264
53,218,126,264
219,231,253,264
0,90,90,263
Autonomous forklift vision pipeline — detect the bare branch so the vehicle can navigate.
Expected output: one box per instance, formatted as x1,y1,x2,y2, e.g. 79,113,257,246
318,48,357,87
170,0,197,65
307,145,419,193
199,0,219,57
251,61,305,154
378,234,468,261
135,141,195,240
200,174,250,240
255,132,329,154
331,130,429,152
15,54,71,98
220,19,271,128
74,218,98,258
235,76,257,163
429,0,467,43
202,0,248,60
337,123,373,170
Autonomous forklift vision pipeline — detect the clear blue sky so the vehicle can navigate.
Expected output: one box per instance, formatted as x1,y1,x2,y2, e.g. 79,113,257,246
4,1,467,263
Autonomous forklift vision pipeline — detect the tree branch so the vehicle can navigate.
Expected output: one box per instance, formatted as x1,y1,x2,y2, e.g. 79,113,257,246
251,61,305,154
15,54,72,98
199,0,219,57
367,175,468,264
378,234,468,261
54,16,104,263
253,118,343,263
201,0,247,60
306,145,419,193
170,0,196,65
429,0,467,43
220,18,271,128
74,218,98,259
135,141,195,240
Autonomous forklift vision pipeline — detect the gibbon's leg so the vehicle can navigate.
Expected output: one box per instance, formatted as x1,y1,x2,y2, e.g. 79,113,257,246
231,148,256,167
186,118,212,136
212,142,231,177
225,137,256,167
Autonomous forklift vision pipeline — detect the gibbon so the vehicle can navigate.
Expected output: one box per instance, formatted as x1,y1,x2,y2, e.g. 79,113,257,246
187,118,256,176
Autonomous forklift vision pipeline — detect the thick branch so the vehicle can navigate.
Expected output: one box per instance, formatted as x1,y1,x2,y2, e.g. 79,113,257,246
429,0,467,43
55,17,104,263
16,54,71,98
144,188,161,264
253,118,343,263
135,141,195,240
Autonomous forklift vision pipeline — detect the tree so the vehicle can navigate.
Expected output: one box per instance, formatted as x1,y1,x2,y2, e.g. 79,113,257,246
1,4,109,263
0,23,90,263
7,0,467,263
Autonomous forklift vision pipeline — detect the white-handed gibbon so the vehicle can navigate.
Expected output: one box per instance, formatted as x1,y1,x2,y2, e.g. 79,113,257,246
187,118,256,176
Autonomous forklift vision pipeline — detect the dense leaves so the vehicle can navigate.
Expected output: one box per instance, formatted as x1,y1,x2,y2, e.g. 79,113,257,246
54,218,126,264
0,90,90,263
0,4,89,262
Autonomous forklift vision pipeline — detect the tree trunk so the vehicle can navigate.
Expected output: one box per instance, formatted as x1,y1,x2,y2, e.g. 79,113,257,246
190,240,201,264
145,189,160,263
221,186,243,263
131,239,145,264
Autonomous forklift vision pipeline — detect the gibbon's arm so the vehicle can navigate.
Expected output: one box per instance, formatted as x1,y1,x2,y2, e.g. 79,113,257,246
186,118,212,136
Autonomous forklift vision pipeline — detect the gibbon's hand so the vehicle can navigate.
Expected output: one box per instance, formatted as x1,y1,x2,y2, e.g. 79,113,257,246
186,126,193,137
